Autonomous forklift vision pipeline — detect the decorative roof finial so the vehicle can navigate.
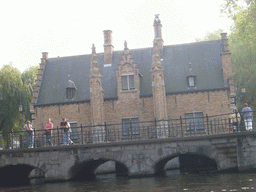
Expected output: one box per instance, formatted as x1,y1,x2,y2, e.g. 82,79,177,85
154,14,161,25
92,44,96,54
124,40,128,49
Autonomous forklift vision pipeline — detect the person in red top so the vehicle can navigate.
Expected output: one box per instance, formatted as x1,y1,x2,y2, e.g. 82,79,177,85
45,118,53,146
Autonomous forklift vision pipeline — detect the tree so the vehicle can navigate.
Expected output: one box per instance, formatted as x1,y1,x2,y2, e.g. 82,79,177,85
222,0,256,49
223,0,256,124
0,65,38,148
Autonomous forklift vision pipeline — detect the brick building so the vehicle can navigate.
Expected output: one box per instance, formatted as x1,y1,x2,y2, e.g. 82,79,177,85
30,15,234,141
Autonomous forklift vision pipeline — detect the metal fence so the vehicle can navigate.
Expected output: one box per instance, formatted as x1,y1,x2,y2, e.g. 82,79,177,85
0,111,255,150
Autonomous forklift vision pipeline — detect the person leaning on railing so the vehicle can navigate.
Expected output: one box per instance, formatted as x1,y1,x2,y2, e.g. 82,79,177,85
241,103,253,131
229,109,240,132
59,117,70,145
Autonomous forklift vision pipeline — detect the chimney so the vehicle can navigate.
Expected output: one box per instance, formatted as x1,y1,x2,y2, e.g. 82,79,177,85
42,52,48,59
220,33,235,98
221,33,229,52
103,30,114,64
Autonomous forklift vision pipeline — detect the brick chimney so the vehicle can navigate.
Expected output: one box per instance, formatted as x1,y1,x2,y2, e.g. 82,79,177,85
103,30,114,64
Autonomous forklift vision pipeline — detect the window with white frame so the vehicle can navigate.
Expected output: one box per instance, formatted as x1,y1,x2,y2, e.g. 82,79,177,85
122,118,139,136
188,76,195,87
185,112,204,131
122,75,135,90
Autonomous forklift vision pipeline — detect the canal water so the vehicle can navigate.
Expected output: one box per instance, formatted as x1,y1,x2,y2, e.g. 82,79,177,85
1,170,256,192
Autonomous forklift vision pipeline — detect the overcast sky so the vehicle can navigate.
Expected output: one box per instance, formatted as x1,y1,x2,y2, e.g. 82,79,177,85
0,0,232,72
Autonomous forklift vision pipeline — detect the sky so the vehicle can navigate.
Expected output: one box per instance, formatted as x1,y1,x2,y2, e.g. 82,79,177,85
0,0,232,72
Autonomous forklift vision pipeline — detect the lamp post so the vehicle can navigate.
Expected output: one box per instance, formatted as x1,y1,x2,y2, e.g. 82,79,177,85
19,104,24,148
231,85,246,132
19,104,23,113
234,85,246,108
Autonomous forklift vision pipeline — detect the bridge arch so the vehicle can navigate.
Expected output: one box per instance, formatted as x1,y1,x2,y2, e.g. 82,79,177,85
0,164,44,187
69,158,129,181
154,152,218,176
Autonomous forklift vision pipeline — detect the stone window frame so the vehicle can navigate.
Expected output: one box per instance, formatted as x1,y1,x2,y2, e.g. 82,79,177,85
185,112,204,132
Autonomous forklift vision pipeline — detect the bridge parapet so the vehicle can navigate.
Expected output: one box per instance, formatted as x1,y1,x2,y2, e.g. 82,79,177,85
1,112,253,150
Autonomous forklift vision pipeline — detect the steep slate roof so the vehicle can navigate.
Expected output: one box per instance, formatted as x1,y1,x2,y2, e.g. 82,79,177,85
36,39,226,106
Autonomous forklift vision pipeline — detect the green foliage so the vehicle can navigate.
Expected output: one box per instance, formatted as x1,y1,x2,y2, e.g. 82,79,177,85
223,0,256,118
223,0,256,49
0,65,38,148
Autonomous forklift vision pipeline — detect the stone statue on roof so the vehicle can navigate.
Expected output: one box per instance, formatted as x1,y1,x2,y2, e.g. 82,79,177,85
124,40,127,49
154,14,161,25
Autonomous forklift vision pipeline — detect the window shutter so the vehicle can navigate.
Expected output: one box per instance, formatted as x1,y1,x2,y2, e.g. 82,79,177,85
129,75,135,89
122,76,128,90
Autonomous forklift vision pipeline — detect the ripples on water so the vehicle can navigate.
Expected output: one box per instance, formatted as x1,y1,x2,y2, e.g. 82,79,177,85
2,170,256,192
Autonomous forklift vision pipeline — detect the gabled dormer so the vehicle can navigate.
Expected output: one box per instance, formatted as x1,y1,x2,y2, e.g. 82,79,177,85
116,41,140,98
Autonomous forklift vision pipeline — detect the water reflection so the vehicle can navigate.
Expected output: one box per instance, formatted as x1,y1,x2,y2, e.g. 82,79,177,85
2,170,256,192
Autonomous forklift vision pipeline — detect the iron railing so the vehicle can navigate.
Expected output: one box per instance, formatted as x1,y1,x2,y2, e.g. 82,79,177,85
0,111,254,149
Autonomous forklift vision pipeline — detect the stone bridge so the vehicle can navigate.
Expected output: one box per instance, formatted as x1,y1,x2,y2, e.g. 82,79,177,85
1,131,256,186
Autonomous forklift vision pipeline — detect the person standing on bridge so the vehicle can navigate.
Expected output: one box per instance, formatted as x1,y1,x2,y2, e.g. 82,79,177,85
45,118,53,146
60,117,70,145
242,103,253,131
229,108,240,132
24,121,34,148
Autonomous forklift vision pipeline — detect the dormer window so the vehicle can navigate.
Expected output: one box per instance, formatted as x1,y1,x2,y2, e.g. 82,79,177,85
186,63,196,87
188,76,196,87
122,75,135,90
66,80,77,100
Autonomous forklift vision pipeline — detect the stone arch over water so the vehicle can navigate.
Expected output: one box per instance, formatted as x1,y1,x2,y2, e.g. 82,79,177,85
154,152,218,176
0,164,44,187
69,158,129,181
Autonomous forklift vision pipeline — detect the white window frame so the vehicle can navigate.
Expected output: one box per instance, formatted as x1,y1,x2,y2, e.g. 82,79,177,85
122,75,135,90
188,76,195,87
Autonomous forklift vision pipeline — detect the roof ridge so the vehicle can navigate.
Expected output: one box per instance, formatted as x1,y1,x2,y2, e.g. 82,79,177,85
47,39,222,60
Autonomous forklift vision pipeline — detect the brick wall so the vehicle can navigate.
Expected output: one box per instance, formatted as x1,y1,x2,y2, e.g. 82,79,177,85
33,89,230,130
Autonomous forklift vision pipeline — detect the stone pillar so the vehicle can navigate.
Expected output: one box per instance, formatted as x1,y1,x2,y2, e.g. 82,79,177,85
153,14,164,58
151,42,168,138
90,44,105,143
